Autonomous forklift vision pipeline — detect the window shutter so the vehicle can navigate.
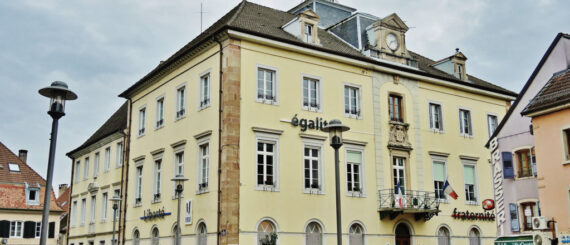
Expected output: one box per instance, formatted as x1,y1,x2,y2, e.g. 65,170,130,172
463,165,475,185
502,152,514,178
23,221,36,238
346,152,361,164
509,203,520,232
0,220,10,238
433,161,445,181
48,222,55,238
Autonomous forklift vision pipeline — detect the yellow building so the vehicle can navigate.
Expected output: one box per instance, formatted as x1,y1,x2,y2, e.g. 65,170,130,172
66,102,128,245
68,1,517,245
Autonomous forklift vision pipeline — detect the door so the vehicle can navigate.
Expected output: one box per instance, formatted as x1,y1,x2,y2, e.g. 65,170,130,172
395,223,411,245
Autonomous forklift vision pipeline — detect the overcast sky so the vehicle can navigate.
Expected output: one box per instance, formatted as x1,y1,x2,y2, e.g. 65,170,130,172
0,0,568,196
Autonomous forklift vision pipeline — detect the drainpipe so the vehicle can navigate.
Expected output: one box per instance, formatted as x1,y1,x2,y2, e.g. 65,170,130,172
214,36,223,245
66,157,75,245
120,99,132,245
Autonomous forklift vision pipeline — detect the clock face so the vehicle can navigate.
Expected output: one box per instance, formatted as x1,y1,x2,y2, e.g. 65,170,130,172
386,33,398,51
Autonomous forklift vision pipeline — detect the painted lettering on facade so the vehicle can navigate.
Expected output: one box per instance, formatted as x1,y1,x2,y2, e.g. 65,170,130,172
490,137,506,235
140,207,171,220
290,114,328,132
451,208,495,221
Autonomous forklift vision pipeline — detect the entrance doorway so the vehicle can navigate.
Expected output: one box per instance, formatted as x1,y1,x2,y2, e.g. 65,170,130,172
395,223,411,245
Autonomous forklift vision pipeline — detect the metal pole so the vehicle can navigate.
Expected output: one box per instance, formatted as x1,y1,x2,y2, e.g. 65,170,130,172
39,117,59,245
177,188,182,245
334,146,342,245
112,205,117,245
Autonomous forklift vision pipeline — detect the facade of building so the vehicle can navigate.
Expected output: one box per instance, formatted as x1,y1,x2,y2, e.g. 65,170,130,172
56,184,71,245
0,142,63,244
486,33,570,244
522,63,570,240
66,102,128,245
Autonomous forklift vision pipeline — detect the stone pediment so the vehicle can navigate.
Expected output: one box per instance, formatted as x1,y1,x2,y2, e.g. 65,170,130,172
300,9,320,21
381,13,408,32
453,51,468,61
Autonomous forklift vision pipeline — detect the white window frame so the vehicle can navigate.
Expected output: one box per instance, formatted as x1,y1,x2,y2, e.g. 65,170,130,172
155,96,165,129
459,107,473,137
487,113,498,138
302,139,325,194
9,221,23,238
84,156,90,180
116,142,123,168
254,132,280,191
80,198,87,226
101,192,108,222
199,71,211,110
35,222,41,238
345,145,365,197
26,185,40,205
561,126,570,164
196,138,210,194
428,101,444,133
93,152,100,177
104,147,111,172
344,83,362,119
304,23,314,43
134,161,143,207
89,195,96,224
152,156,162,203
301,74,322,112
74,160,81,183
113,189,121,220
176,83,186,120
462,159,478,205
256,65,279,104
138,106,146,137
431,155,448,202
71,200,78,227
172,146,185,199
392,156,406,194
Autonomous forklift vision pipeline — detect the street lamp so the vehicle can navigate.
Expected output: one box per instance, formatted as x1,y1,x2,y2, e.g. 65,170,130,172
38,81,77,245
322,119,350,245
110,194,122,245
171,174,188,245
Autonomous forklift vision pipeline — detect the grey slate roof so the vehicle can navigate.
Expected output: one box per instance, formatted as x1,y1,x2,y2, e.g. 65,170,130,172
119,1,516,99
521,68,570,115
66,102,128,157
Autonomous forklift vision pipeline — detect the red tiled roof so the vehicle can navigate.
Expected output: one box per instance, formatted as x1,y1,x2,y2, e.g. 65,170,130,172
56,186,70,213
0,141,63,212
522,68,570,115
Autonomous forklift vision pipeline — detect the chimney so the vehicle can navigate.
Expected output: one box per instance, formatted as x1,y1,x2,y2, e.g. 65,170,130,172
18,149,28,163
58,184,68,197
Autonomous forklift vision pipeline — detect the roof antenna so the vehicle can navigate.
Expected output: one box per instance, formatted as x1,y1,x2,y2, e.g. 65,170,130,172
200,3,204,33
455,48,460,53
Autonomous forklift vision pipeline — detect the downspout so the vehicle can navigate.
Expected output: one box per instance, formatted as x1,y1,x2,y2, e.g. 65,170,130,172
214,36,223,245
120,99,132,245
66,157,75,245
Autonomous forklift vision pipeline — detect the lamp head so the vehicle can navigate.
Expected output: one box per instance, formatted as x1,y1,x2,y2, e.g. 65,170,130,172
321,119,350,148
38,81,78,118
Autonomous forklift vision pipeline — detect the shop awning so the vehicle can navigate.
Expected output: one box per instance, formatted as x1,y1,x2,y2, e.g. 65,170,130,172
495,235,533,245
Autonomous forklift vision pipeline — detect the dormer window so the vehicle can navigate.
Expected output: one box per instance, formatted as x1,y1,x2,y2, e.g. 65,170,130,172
8,163,20,172
26,184,40,205
457,64,464,80
304,23,314,43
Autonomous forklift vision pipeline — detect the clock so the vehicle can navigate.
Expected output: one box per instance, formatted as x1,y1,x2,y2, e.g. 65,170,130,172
386,33,398,51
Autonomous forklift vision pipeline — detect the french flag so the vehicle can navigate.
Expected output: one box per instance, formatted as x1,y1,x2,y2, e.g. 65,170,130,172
394,180,405,208
443,180,458,200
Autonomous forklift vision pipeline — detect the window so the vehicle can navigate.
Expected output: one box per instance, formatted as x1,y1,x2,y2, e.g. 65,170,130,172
198,143,209,192
74,160,81,183
35,222,41,238
8,163,19,172
156,97,165,128
346,151,362,193
257,68,277,103
101,192,108,222
304,146,322,191
153,158,162,202
151,227,159,245
459,109,473,136
138,107,146,136
515,149,532,178
487,114,498,137
389,94,403,122
303,77,320,111
176,86,186,118
509,203,520,232
463,164,477,203
393,157,406,194
349,223,364,245
26,186,40,205
257,220,276,244
133,229,140,245
502,152,514,178
113,189,120,220
468,228,481,245
84,157,90,179
344,85,360,117
9,221,23,238
116,142,123,167
197,222,207,245
184,200,192,224
135,165,143,205
90,195,96,224
429,103,443,131
457,64,464,80
100,241,105,245
94,152,100,177
257,142,276,187
71,200,78,227
104,147,111,171
437,226,450,245
563,128,570,161
305,222,322,245
521,202,538,230
433,160,446,200
531,147,537,176
81,198,87,226
304,23,314,43
200,74,210,109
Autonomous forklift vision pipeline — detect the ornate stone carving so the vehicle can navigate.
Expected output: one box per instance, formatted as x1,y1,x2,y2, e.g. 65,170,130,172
388,121,412,150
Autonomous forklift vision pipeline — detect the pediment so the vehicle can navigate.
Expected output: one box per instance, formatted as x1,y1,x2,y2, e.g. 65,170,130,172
300,9,320,21
454,51,468,60
381,13,408,32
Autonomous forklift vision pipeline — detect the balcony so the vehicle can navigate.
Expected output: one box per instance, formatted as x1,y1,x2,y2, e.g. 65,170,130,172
378,189,440,221
388,121,412,151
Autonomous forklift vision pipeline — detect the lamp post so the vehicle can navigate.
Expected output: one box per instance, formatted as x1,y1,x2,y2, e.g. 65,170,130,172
110,194,121,245
38,81,77,245
171,175,188,245
322,119,350,245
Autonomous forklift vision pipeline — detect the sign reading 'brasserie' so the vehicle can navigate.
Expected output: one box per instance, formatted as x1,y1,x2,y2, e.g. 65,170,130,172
140,207,171,220
290,114,329,132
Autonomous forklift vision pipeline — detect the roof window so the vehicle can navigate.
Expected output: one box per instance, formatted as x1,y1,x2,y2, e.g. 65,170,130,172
8,163,20,172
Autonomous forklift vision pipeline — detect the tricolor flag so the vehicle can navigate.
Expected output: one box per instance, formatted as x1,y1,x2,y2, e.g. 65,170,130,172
394,180,406,208
443,180,458,200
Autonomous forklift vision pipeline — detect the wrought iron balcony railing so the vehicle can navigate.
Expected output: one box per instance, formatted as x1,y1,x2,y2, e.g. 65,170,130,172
378,189,440,221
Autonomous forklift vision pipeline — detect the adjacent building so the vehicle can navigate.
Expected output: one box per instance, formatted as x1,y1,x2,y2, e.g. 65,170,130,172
0,142,63,244
68,1,518,245
56,184,71,245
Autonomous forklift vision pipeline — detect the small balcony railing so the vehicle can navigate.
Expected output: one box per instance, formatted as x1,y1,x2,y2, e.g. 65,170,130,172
378,189,440,221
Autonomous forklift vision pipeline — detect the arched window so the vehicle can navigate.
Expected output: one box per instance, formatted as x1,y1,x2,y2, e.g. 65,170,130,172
172,224,178,245
349,223,364,245
197,222,207,245
257,220,276,244
305,222,322,245
437,226,450,245
469,228,481,245
151,227,160,245
133,229,140,245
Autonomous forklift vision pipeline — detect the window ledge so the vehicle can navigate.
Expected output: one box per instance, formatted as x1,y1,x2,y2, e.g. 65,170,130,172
256,99,279,105
515,176,536,181
134,202,142,208
302,106,321,113
429,128,445,134
175,115,186,121
137,133,145,138
562,160,570,165
344,114,362,120
155,125,164,131
303,189,324,195
460,133,474,138
346,191,366,198
196,189,209,195
465,201,478,206
255,185,279,192
198,105,211,111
